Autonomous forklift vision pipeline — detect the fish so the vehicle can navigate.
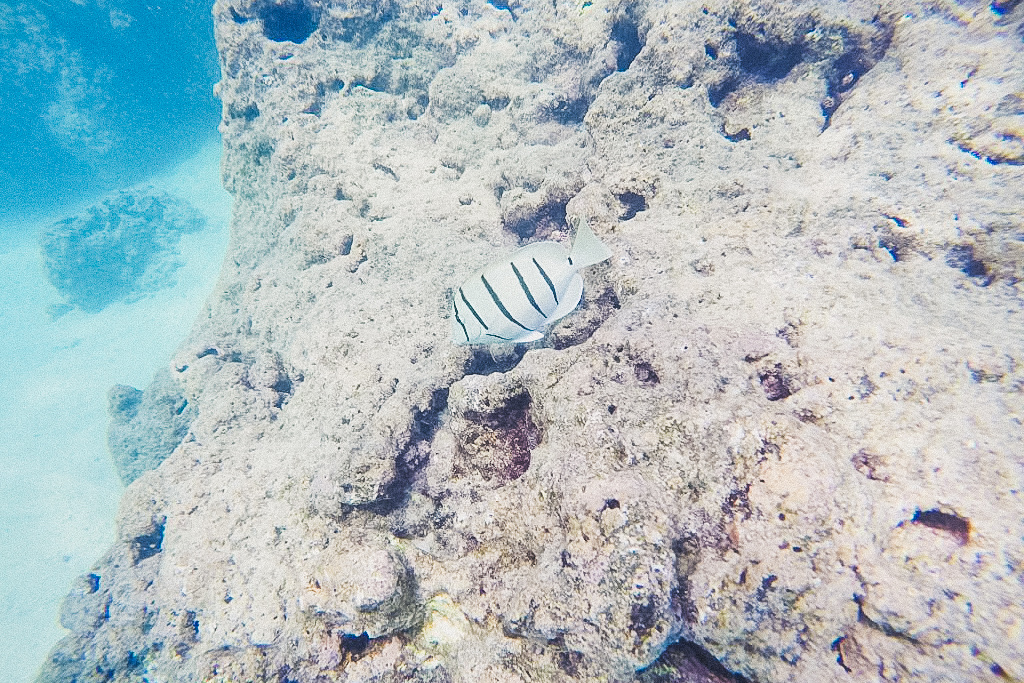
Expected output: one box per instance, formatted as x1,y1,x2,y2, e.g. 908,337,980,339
451,216,612,345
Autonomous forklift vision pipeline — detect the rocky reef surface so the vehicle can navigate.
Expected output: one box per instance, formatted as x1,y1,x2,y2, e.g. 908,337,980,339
39,0,1023,681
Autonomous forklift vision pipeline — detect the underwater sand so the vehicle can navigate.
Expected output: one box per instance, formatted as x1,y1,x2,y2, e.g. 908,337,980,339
0,141,230,682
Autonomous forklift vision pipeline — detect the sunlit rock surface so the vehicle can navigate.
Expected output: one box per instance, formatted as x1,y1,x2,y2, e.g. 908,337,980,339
40,0,1023,681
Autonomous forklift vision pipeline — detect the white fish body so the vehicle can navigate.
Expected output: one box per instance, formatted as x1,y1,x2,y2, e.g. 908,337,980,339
451,217,612,345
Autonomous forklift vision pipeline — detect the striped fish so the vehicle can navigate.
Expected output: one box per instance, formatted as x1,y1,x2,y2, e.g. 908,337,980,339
451,216,612,345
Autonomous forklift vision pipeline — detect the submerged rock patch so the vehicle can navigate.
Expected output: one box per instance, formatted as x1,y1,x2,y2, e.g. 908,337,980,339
41,188,205,313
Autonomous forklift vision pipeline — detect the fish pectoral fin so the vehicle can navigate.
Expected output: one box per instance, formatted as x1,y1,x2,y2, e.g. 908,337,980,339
511,329,546,343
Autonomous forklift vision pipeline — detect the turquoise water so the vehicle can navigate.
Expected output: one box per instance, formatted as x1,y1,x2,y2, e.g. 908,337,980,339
0,2,226,679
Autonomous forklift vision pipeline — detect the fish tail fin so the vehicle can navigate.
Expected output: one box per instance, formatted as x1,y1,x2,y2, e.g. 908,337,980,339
568,216,612,269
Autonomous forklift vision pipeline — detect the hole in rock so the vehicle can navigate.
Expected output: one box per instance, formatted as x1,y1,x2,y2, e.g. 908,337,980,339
633,360,660,385
228,102,260,122
487,0,517,19
946,245,992,284
341,632,371,658
723,127,751,142
991,0,1022,15
877,227,915,262
832,636,853,673
708,78,738,108
556,650,584,676
303,79,345,116
485,93,511,111
259,0,319,43
821,27,893,131
912,508,970,545
133,517,166,564
629,597,658,636
616,191,648,220
331,12,392,44
610,15,643,71
735,31,803,80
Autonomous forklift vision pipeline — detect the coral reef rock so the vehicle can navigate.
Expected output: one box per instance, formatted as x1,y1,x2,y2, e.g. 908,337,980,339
41,189,206,313
107,368,199,485
40,0,1023,681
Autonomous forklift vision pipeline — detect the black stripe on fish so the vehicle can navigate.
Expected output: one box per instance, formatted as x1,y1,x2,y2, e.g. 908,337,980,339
481,274,531,331
460,287,488,330
532,257,558,305
511,262,547,318
486,332,514,341
453,299,470,342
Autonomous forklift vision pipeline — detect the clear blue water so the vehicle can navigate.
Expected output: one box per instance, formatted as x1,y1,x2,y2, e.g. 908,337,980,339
0,0,220,222
0,2,227,679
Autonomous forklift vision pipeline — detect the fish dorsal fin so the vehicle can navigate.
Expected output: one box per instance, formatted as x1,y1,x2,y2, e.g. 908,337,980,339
568,216,612,269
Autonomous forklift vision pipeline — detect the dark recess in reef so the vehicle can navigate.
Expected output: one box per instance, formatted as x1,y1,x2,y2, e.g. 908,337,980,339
363,387,449,515
633,359,660,385
548,288,620,350
503,194,570,240
259,0,319,43
464,346,528,375
617,191,648,220
709,29,807,108
821,23,893,130
341,632,371,657
639,638,753,682
487,0,518,20
946,244,992,284
556,649,585,676
133,517,166,564
708,78,739,108
629,597,658,637
549,93,592,125
327,9,394,45
723,127,751,142
991,0,1023,14
611,15,644,71
912,508,971,545
735,31,803,80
